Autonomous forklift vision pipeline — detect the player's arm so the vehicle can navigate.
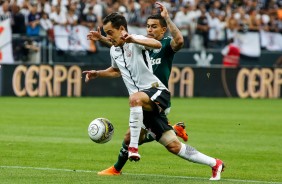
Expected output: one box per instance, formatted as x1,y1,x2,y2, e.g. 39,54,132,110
87,27,113,47
121,31,162,49
156,2,184,51
83,67,121,83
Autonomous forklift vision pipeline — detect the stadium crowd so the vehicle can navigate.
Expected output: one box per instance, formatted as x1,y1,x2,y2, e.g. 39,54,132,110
0,0,282,62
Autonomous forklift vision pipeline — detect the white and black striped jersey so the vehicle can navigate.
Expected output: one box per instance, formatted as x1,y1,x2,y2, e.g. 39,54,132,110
110,34,168,95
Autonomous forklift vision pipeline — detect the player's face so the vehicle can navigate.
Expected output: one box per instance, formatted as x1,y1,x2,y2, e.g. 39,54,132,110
146,19,166,41
103,22,125,47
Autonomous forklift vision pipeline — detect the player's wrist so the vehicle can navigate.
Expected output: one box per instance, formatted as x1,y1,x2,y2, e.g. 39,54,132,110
164,16,171,22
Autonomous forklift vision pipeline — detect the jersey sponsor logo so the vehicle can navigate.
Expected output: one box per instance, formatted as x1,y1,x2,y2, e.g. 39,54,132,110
151,58,161,65
153,48,161,53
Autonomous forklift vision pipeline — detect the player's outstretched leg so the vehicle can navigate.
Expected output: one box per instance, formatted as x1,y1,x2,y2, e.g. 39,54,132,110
161,131,224,180
97,141,128,175
176,142,225,180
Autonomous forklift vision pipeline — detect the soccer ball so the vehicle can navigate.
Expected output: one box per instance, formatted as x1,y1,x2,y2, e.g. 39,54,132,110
88,118,114,144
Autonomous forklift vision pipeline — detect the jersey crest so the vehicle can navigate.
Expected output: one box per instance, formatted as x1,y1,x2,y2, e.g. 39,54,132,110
124,44,132,57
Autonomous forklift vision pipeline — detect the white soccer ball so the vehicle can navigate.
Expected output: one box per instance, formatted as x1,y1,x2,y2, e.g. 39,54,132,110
88,118,114,144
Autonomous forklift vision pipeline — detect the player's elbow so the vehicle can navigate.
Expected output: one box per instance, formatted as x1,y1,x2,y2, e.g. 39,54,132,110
176,36,184,48
172,38,184,51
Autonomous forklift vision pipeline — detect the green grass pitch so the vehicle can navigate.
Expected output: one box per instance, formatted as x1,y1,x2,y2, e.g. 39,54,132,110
0,97,281,184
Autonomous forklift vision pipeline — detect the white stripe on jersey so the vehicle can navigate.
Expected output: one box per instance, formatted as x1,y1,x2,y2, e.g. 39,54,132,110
110,34,168,95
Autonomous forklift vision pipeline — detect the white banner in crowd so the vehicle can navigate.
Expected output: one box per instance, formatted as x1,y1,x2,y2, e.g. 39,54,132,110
54,25,93,51
0,19,14,64
234,31,261,58
265,32,282,51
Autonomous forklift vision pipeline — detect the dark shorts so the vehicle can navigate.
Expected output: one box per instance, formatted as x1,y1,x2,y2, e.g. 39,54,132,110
141,88,172,141
141,87,171,113
143,111,173,141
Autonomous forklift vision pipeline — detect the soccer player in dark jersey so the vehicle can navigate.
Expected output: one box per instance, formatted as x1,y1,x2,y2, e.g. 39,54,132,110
86,2,224,180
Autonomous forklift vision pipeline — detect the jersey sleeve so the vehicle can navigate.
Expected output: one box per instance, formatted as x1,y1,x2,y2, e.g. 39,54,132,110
132,34,147,50
110,47,118,68
165,37,176,55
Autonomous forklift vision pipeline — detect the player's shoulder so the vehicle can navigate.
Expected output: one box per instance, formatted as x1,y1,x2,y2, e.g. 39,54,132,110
160,36,172,47
163,36,173,41
110,46,122,54
161,36,172,45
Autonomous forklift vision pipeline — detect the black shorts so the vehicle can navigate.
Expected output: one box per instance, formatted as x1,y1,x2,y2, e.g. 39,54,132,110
143,111,173,141
141,88,172,141
141,87,171,113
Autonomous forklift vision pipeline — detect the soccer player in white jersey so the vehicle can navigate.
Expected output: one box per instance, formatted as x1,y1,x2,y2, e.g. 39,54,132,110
83,12,224,180
84,12,168,161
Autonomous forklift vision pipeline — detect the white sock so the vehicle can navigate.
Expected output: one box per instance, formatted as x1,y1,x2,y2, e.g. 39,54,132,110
129,106,143,149
177,143,216,167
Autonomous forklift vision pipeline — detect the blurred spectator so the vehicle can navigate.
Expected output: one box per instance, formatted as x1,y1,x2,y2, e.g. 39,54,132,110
23,38,41,64
52,0,68,8
138,0,152,28
26,5,41,36
127,0,145,34
49,6,67,25
248,8,261,31
217,13,227,47
226,11,239,41
66,3,78,26
0,1,11,21
80,6,98,30
76,0,87,18
193,5,209,50
118,5,128,20
174,4,194,48
235,7,250,32
11,3,26,34
38,0,52,14
19,0,31,25
40,12,53,41
208,10,221,48
83,0,104,27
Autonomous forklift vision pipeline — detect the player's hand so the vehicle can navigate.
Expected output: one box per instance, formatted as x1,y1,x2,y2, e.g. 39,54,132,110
155,2,169,19
120,30,135,43
87,27,102,41
82,70,99,83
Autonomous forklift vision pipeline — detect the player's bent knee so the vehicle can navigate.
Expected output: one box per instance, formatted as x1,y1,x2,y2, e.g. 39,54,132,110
129,94,142,107
166,140,182,154
159,130,177,147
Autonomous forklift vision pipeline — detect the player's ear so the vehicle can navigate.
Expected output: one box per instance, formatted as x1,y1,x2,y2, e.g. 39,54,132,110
120,26,126,31
162,27,167,34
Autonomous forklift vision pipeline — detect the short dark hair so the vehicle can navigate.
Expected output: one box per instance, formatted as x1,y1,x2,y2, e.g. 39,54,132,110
103,12,128,31
147,14,167,28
